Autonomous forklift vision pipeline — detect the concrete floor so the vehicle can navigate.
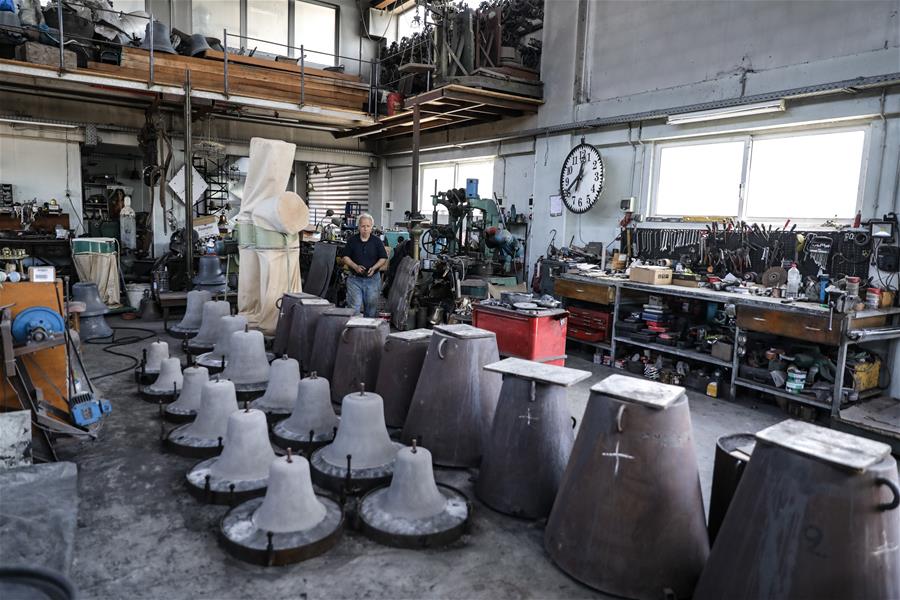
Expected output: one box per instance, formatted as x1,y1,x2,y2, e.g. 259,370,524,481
56,316,786,600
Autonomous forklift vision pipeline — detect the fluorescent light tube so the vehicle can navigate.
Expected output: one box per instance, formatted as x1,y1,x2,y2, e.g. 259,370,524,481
667,100,785,125
0,117,78,129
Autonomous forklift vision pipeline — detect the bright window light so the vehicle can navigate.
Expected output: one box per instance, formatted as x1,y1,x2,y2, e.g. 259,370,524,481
654,141,745,217
247,0,289,56
294,1,337,64
193,0,240,40
421,159,495,216
745,130,865,220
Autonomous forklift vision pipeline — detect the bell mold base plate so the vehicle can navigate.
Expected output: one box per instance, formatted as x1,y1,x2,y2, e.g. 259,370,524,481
166,324,200,339
185,341,215,357
140,385,180,403
271,423,338,453
358,483,470,549
247,402,292,424
133,368,160,385
163,424,224,458
196,353,227,373
310,443,403,494
162,405,197,424
219,495,344,566
186,457,269,505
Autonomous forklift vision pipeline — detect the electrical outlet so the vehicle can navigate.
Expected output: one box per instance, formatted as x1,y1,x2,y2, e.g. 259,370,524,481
385,201,394,211
620,197,636,212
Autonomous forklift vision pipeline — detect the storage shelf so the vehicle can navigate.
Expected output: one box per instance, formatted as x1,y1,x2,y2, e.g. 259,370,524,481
734,377,831,409
566,336,611,350
614,335,732,368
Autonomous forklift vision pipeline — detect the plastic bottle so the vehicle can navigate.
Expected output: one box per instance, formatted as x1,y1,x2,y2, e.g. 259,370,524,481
119,196,137,250
786,264,801,299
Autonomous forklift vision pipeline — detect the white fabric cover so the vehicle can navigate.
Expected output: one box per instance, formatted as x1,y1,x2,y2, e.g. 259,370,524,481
238,138,297,218
73,251,121,307
252,191,310,235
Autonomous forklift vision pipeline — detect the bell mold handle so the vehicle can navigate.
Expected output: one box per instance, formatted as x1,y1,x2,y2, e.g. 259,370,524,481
437,337,448,359
341,327,350,343
876,477,900,511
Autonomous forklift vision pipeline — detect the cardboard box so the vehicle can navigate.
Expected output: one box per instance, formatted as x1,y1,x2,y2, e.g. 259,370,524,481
629,265,673,285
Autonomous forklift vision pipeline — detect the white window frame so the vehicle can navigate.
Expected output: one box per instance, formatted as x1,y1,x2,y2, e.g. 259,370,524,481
648,124,870,224
420,157,496,212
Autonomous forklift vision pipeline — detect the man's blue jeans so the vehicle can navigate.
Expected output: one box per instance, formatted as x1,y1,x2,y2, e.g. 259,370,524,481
346,273,381,318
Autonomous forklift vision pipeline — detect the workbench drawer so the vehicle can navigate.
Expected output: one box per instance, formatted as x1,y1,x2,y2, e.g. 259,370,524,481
554,279,615,304
737,306,840,346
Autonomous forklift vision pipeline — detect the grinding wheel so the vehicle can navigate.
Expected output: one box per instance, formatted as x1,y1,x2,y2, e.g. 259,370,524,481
761,267,787,287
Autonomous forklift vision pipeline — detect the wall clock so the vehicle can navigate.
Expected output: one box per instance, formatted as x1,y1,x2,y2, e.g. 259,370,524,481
559,140,604,214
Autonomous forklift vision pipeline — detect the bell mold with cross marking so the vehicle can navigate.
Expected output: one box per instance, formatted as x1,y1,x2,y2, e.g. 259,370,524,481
165,379,239,458
694,419,900,600
271,372,339,453
186,407,276,504
707,433,755,545
545,374,709,599
285,298,333,371
134,339,169,384
358,442,470,549
330,317,390,406
219,452,344,566
187,301,231,356
250,356,301,422
140,357,183,402
310,386,402,494
271,292,318,357
167,289,212,338
401,324,502,468
164,365,209,423
222,328,271,396
475,358,590,520
196,314,248,373
307,308,358,383
375,329,433,428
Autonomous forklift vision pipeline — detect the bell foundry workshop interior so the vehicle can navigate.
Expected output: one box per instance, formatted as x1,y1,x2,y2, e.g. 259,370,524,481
1,0,899,598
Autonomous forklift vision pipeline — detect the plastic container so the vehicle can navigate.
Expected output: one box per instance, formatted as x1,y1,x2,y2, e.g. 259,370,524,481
786,264,801,299
866,288,881,310
472,303,568,366
845,276,860,299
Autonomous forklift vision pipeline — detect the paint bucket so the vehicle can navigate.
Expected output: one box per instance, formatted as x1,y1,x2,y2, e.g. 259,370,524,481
126,283,151,309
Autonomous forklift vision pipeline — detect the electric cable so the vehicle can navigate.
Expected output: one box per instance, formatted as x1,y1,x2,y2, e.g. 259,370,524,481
85,325,157,380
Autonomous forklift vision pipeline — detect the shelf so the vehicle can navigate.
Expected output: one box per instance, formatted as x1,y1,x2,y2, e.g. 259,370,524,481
566,336,611,350
734,377,831,410
614,335,733,368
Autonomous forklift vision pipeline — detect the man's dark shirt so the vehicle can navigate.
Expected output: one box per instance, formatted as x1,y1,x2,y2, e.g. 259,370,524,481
343,234,388,271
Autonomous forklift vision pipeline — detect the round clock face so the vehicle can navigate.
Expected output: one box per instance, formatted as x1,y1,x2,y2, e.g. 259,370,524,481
559,142,604,214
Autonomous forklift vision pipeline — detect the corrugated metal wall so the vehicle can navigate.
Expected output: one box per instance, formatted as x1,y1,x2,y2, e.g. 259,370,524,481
306,164,369,221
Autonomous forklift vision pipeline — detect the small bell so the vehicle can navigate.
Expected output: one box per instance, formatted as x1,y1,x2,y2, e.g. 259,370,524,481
272,372,339,453
165,379,239,458
140,357,183,403
167,290,212,339
222,329,271,396
250,356,300,422
187,300,231,356
196,314,248,373
164,365,210,423
134,339,169,384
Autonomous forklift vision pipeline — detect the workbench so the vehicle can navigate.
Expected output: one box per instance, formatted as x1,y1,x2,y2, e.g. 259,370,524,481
555,272,900,448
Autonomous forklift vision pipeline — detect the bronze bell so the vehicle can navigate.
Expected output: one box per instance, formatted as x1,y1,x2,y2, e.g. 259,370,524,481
545,374,709,599
694,419,900,600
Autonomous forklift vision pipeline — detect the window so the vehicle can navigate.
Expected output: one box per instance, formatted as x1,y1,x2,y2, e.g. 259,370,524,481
109,0,146,13
294,1,337,64
193,0,240,39
421,159,495,213
650,128,867,221
248,0,289,56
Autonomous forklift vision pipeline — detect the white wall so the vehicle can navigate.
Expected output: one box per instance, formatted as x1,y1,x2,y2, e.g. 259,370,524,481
0,127,84,235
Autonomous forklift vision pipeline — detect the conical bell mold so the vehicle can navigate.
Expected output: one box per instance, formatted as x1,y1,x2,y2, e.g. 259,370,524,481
707,433,755,546
272,372,339,451
72,282,109,317
251,356,300,418
222,329,270,389
544,375,709,599
253,455,327,533
358,442,470,548
169,289,211,337
197,314,247,370
142,357,183,401
308,308,357,383
166,379,239,457
144,340,169,374
285,298,333,370
694,420,900,600
189,301,231,352
401,324,502,467
375,329,432,428
330,317,389,405
211,408,276,481
476,358,591,519
165,365,209,422
272,292,317,357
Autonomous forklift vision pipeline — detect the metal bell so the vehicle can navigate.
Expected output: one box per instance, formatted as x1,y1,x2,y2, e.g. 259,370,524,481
79,314,113,341
544,375,709,599
401,324,502,468
219,454,343,566
196,314,248,372
165,379,239,458
185,33,211,57
330,317,389,406
139,291,162,321
222,329,271,394
134,339,169,384
140,20,177,54
187,300,231,355
71,282,109,317
307,308,357,383
272,372,339,453
476,358,590,519
272,292,317,357
375,329,432,428
358,442,470,549
707,433,755,545
140,357,183,403
168,290,212,338
285,298,333,371
193,255,227,293
694,420,900,600
310,387,402,493
186,408,275,504
164,365,209,423
250,356,300,421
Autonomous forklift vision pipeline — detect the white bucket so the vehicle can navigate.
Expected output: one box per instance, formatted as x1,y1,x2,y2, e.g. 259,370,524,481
126,283,150,308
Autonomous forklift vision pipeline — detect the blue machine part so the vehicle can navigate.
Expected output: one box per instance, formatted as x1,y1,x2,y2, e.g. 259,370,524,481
11,306,65,344
68,392,111,427
466,178,479,198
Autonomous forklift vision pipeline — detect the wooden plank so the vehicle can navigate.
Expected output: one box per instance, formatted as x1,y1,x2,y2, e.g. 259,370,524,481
198,48,363,82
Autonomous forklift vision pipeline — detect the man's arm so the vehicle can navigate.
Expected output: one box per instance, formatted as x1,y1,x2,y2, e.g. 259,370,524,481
366,258,387,277
343,255,366,275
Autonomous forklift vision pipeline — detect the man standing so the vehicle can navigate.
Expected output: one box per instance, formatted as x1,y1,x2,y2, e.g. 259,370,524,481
341,213,388,318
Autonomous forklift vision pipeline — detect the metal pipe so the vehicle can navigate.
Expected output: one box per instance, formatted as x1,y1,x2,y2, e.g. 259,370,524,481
148,13,154,87
847,326,900,342
184,69,194,282
223,30,229,98
56,0,65,74
411,104,421,216
300,45,305,106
